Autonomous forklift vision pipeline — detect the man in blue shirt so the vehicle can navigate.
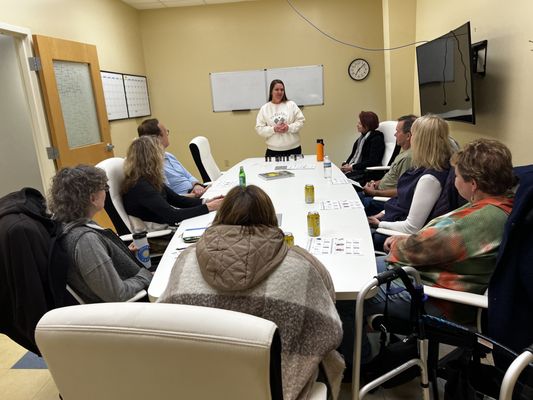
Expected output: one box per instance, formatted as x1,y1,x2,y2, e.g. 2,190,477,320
137,118,206,197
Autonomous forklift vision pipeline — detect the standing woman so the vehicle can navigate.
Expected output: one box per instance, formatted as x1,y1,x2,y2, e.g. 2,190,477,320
256,79,305,157
341,111,385,183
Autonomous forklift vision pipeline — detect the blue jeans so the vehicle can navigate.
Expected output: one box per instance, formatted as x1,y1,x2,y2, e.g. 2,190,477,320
358,191,386,216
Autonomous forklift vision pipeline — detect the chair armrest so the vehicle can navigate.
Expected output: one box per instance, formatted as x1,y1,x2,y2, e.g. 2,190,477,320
366,166,391,171
119,229,173,242
376,227,409,237
373,196,391,203
127,289,148,302
423,285,488,309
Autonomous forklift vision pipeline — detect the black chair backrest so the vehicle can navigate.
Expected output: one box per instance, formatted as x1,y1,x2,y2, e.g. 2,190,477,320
488,165,533,352
189,142,211,183
103,194,130,236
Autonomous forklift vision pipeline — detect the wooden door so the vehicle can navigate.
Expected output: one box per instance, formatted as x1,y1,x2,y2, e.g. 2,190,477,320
32,35,114,168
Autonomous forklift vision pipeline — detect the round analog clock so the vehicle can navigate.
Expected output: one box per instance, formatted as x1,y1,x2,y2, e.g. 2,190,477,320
348,58,370,81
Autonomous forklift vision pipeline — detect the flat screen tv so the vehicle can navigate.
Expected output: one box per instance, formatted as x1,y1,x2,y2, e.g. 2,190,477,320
416,22,475,124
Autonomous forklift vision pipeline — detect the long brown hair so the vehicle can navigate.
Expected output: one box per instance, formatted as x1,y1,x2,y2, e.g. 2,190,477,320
122,136,165,193
213,185,278,233
268,79,288,102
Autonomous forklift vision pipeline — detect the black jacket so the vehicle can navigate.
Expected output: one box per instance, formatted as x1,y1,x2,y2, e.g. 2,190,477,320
345,130,385,171
123,178,209,226
0,188,74,354
488,165,533,352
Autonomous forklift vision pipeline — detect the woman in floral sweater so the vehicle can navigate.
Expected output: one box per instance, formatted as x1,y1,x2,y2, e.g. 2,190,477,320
366,139,514,323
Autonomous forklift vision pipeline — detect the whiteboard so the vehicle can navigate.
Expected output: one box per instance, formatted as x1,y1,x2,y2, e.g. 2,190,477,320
210,70,267,112
266,65,323,106
124,74,151,118
210,65,324,112
101,71,128,121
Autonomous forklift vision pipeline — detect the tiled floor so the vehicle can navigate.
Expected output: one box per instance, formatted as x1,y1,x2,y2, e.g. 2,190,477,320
0,335,59,400
1,333,440,399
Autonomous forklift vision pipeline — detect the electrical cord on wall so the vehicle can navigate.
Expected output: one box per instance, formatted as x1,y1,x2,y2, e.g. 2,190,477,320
285,0,428,51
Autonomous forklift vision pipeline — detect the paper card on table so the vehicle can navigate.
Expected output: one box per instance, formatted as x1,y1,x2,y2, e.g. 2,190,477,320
306,237,362,255
346,178,363,188
320,200,361,210
331,177,351,185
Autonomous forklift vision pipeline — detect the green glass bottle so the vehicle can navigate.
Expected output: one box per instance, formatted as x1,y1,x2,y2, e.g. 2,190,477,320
239,166,246,187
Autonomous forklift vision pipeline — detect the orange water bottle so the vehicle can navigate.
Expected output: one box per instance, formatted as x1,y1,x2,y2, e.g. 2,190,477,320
316,139,324,161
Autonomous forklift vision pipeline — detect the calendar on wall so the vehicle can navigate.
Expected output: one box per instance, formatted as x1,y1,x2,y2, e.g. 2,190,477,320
100,71,128,121
124,74,151,118
101,71,151,120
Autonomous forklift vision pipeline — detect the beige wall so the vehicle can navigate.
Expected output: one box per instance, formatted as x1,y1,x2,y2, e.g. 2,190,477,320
0,0,146,157
139,0,387,174
383,0,417,120
415,0,533,166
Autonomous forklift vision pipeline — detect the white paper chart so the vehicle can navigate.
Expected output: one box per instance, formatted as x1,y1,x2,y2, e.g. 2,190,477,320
320,200,361,210
101,71,128,120
331,177,350,185
124,74,151,118
306,237,362,255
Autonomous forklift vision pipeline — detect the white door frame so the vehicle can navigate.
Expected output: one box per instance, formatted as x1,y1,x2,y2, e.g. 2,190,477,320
0,22,56,192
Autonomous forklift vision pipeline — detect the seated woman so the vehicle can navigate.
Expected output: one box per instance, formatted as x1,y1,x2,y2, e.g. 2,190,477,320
340,111,385,184
366,138,514,323
122,136,223,227
48,165,152,303
158,185,345,400
368,114,453,249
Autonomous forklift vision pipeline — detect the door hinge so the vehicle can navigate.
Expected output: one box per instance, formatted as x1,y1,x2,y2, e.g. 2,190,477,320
28,56,41,71
46,146,59,160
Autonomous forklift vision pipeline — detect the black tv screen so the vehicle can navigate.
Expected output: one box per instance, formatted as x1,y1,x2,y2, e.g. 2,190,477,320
416,22,475,124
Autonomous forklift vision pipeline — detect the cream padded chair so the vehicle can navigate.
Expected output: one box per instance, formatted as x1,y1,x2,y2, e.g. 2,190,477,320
366,120,399,172
96,157,171,240
35,303,327,400
189,136,222,183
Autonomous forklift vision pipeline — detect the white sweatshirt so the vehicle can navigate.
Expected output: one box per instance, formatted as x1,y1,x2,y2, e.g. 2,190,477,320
255,100,305,151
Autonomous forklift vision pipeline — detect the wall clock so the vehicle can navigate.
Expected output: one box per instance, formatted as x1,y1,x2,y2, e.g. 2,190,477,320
348,58,370,81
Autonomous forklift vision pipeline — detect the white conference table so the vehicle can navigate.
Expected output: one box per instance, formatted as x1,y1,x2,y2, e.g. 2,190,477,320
148,156,377,301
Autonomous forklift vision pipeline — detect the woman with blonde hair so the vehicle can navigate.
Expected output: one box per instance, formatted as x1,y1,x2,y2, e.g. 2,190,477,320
122,136,222,226
368,114,453,237
367,138,514,323
159,185,345,400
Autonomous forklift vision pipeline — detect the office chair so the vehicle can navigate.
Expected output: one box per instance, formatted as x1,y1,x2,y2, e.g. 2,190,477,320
35,303,327,400
95,157,171,240
189,136,222,183
364,121,400,179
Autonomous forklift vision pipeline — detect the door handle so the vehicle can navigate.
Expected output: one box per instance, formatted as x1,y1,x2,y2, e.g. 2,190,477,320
106,143,115,152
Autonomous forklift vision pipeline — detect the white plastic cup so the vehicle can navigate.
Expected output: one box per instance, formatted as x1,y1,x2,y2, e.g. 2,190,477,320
132,231,151,269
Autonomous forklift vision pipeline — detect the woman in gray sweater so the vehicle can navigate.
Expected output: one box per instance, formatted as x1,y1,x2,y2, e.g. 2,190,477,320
49,165,152,303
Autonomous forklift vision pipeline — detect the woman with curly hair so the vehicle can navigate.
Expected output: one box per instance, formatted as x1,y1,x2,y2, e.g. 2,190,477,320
122,136,222,226
49,165,152,303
